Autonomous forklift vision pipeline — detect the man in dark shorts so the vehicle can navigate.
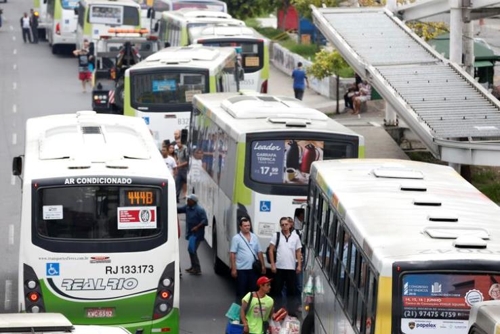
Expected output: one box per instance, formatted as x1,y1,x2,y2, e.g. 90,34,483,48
72,39,92,93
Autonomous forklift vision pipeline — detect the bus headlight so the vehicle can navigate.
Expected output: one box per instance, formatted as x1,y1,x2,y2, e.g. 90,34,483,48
162,278,172,287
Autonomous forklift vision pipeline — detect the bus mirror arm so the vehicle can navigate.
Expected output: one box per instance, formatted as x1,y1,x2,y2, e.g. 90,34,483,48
74,7,78,15
181,129,188,145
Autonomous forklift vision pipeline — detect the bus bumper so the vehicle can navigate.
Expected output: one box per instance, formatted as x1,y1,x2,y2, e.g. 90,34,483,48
122,308,180,334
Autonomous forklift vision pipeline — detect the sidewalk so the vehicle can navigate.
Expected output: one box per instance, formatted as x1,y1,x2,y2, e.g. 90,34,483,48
268,65,409,160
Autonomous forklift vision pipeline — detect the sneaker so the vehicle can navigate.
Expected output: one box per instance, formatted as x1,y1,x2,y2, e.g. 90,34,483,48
185,268,194,273
189,270,201,276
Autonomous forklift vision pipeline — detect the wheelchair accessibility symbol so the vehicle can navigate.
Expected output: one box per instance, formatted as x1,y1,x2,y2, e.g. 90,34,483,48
46,263,60,276
142,117,150,125
260,201,271,212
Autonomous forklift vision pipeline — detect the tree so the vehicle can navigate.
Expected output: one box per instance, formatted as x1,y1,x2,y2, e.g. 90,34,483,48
291,0,340,21
224,0,280,20
307,49,349,114
406,21,449,41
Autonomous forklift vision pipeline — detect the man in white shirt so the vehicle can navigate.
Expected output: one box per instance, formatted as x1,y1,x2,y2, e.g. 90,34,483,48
160,146,176,175
20,13,32,43
268,217,302,316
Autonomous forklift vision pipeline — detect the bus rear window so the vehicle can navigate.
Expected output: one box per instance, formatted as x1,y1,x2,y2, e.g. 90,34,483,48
131,71,208,107
173,1,225,11
249,139,353,185
88,5,140,26
36,186,162,239
199,41,263,73
399,272,500,334
61,0,79,10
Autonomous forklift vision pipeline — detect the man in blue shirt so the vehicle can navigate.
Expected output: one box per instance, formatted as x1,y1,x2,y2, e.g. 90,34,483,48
230,217,266,302
177,194,208,275
291,62,310,101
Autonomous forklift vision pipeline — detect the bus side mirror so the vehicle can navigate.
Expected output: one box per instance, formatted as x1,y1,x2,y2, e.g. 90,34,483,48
74,7,79,15
12,156,23,176
154,22,159,33
181,129,188,145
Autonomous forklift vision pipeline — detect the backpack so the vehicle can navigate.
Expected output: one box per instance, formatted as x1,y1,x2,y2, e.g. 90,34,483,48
265,232,280,265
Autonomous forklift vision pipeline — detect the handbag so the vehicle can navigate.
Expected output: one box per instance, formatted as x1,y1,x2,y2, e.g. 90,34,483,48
239,234,262,275
257,295,270,334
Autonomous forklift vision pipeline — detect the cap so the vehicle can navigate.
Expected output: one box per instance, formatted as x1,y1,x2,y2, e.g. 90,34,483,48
256,276,272,286
186,194,198,203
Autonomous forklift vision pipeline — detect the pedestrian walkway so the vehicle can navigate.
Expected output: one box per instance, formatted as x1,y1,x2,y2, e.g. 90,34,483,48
268,64,409,160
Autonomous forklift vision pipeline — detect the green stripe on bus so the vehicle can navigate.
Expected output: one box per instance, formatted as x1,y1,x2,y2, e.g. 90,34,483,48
234,142,251,205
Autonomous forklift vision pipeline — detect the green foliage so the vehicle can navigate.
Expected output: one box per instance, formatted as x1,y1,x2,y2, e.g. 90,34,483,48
406,21,449,41
225,0,280,20
245,18,260,28
291,0,340,20
281,40,319,59
254,27,291,41
307,49,349,79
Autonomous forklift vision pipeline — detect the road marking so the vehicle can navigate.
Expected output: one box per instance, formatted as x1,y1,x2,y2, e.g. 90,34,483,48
9,26,13,31
13,82,17,90
12,36,16,42
13,64,17,70
11,175,16,186
12,133,17,145
13,49,17,55
4,280,12,311
12,104,17,113
9,225,14,245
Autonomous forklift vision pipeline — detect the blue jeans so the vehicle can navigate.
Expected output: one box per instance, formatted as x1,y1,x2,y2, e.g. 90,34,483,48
188,237,202,272
236,269,257,303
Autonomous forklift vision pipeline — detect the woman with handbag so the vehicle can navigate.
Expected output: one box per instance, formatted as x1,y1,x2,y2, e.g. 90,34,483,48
230,217,266,302
240,276,274,334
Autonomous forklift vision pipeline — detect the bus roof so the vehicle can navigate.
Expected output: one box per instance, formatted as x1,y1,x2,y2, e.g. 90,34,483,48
192,93,362,141
133,45,235,71
22,111,170,180
164,8,231,19
80,0,141,7
310,159,500,272
0,313,131,334
190,26,268,43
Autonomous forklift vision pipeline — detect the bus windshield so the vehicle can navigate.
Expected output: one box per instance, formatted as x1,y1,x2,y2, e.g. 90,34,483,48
199,40,263,73
249,138,356,186
131,70,209,109
36,186,162,240
399,272,500,334
88,5,140,26
61,0,79,10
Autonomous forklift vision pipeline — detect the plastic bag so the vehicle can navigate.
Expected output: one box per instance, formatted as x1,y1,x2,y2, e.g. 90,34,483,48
268,319,281,334
282,315,300,334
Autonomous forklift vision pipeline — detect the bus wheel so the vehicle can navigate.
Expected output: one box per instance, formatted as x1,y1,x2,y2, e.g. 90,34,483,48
212,224,225,276
301,313,314,334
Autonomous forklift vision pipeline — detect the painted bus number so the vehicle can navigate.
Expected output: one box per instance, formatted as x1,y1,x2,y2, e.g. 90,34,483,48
178,118,189,126
86,307,115,318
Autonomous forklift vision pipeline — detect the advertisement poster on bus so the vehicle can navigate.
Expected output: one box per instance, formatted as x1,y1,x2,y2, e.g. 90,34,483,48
250,139,324,185
117,207,157,229
400,273,500,334
89,5,124,25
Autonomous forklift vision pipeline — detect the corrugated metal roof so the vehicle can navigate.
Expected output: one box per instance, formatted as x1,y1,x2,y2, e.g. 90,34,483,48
312,7,500,164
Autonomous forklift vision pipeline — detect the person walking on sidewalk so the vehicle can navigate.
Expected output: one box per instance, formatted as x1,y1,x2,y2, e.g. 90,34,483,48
291,62,309,101
20,13,32,43
177,194,207,275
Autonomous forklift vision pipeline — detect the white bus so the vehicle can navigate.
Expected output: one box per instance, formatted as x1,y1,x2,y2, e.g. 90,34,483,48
301,159,500,334
151,0,227,12
46,0,79,54
33,0,49,40
157,9,244,47
75,0,142,49
190,25,270,93
188,92,364,275
12,111,180,334
123,45,243,146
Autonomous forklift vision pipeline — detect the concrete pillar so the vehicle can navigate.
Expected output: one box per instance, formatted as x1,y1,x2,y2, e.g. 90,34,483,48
449,0,463,65
463,22,475,77
385,103,398,126
386,0,397,12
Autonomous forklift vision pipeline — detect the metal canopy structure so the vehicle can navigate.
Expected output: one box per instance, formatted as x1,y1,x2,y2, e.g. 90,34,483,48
397,0,500,21
312,6,500,166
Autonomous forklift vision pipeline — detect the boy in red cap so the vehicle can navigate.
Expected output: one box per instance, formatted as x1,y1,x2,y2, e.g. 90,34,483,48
240,276,274,334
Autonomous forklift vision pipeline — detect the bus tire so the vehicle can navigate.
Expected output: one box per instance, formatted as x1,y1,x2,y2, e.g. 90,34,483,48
212,224,225,276
301,313,314,334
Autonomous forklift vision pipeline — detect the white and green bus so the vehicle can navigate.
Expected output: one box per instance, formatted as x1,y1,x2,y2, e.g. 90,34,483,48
191,25,270,93
12,111,180,334
188,92,364,274
46,0,79,54
76,0,142,49
301,159,500,334
157,9,244,47
123,44,243,145
151,0,227,12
